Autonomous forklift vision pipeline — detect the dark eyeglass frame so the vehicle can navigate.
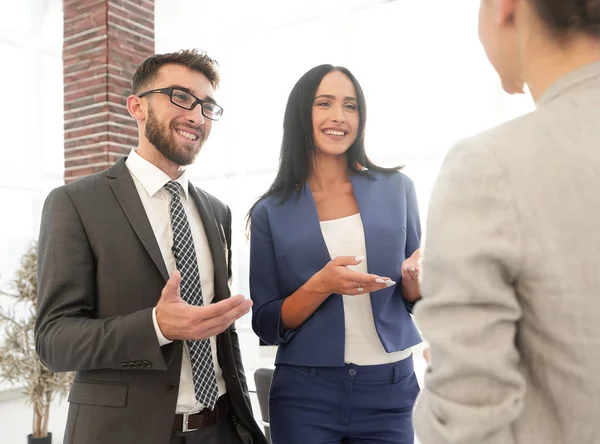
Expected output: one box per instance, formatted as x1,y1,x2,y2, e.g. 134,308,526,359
137,87,223,121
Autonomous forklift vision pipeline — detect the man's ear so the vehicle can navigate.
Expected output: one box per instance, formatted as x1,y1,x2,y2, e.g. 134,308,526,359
127,94,146,122
497,0,518,27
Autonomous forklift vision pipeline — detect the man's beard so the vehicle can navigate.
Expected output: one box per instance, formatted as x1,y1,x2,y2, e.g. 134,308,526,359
145,105,204,166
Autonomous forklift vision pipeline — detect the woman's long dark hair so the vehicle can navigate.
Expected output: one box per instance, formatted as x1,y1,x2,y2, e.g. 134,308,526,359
246,64,401,230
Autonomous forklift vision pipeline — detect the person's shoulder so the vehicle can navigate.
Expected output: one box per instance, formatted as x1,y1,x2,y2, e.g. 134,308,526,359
41,168,112,215
194,186,227,210
53,167,111,198
250,189,303,228
438,116,537,184
190,186,233,226
451,109,539,160
251,192,283,218
363,168,406,180
363,169,414,190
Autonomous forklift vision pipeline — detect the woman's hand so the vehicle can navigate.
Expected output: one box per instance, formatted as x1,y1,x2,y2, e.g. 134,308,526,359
401,248,421,302
281,256,395,330
402,248,421,281
307,256,394,296
423,347,431,365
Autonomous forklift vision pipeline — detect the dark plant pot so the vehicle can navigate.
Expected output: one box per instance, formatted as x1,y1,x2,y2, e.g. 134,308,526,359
27,432,52,444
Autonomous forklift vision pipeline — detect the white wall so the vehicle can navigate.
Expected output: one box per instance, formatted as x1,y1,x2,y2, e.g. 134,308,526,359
0,0,66,441
0,0,64,280
0,0,64,379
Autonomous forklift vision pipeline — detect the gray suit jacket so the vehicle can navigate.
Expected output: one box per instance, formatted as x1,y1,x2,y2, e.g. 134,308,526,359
34,158,268,444
413,62,600,444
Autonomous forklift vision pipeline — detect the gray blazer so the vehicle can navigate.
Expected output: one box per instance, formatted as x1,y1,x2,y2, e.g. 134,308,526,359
34,158,268,444
413,62,600,444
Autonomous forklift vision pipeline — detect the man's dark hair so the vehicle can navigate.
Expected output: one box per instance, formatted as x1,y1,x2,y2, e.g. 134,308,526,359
132,49,220,93
530,0,600,37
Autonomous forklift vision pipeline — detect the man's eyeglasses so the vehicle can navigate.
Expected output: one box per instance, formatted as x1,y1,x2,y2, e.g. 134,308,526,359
137,87,224,121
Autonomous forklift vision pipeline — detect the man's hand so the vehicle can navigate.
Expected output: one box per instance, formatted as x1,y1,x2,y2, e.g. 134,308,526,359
155,271,253,341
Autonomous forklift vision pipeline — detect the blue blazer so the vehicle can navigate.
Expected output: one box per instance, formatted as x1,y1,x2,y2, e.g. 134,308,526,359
249,170,422,367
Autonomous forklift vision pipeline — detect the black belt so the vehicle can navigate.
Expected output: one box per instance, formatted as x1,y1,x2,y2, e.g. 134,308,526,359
173,394,229,432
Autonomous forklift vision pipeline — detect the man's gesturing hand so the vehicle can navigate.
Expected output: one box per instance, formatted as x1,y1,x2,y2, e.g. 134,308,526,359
155,271,253,341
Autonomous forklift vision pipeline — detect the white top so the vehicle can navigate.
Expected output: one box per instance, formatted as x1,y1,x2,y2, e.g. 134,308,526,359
320,213,412,365
125,149,226,414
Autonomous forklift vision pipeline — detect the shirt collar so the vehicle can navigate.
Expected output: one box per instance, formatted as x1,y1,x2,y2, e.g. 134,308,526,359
125,149,190,200
538,60,600,106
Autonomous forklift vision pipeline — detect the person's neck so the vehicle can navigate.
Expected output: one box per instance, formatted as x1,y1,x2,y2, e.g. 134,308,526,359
524,36,600,103
307,154,349,193
136,142,185,180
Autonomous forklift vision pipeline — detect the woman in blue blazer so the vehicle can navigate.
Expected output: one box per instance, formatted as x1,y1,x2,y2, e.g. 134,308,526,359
247,65,422,444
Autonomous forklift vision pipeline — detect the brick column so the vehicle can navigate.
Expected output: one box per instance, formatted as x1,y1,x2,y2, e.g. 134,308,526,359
63,0,155,182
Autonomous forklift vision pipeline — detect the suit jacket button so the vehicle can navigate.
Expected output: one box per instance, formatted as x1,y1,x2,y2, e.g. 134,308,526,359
135,361,143,368
168,383,177,392
121,362,128,368
142,361,152,368
127,363,135,368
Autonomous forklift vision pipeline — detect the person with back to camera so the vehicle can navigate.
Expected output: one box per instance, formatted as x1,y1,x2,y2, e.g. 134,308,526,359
413,1,600,443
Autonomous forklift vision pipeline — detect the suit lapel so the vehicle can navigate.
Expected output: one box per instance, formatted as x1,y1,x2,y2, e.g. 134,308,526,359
301,175,390,279
187,187,262,438
351,173,400,317
107,158,170,282
188,186,229,303
290,185,333,269
350,173,392,280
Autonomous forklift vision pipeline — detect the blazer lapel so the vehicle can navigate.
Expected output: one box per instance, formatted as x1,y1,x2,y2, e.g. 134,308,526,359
289,177,396,284
189,186,229,302
107,158,170,282
290,185,333,270
289,180,393,281
350,174,395,282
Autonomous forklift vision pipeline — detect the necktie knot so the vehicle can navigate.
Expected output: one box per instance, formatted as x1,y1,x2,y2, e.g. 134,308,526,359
164,180,180,197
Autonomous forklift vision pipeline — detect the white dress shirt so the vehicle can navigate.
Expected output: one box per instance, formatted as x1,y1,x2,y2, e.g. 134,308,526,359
320,213,412,365
125,149,226,414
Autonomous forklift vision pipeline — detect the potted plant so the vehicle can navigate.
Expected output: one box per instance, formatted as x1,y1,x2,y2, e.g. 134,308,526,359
0,242,74,443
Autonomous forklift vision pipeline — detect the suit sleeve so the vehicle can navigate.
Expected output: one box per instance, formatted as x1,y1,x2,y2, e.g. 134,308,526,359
412,141,525,444
34,187,170,373
402,175,422,313
249,204,297,345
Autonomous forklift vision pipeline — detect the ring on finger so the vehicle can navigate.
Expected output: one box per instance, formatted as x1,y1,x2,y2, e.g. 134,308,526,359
357,282,364,292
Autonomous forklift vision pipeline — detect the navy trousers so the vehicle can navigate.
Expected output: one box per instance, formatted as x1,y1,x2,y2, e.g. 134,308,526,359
269,355,419,444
